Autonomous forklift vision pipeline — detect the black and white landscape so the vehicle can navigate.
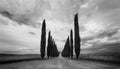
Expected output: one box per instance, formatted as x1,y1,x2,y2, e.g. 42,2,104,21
0,0,120,69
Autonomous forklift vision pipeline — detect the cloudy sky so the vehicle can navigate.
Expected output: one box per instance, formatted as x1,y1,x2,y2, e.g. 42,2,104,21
0,0,120,54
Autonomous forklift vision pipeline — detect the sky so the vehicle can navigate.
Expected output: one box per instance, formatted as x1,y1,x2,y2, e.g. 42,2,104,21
0,0,120,54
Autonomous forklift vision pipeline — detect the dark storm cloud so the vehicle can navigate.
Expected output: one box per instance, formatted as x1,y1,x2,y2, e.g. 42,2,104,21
99,42,120,53
82,28,119,42
82,37,94,43
0,0,83,27
0,11,13,20
0,0,44,27
97,28,119,38
28,32,36,35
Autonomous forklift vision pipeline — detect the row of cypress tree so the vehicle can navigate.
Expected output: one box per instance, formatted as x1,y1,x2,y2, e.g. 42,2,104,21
47,31,59,58
61,13,81,59
61,30,73,58
40,19,59,59
61,36,71,57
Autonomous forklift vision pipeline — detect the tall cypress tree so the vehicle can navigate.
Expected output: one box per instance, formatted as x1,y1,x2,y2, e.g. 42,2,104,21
53,42,59,57
53,40,56,57
61,38,67,57
47,31,51,58
40,19,46,59
51,38,59,57
61,36,70,57
70,29,73,58
74,13,81,59
49,35,53,57
51,38,54,57
67,37,70,57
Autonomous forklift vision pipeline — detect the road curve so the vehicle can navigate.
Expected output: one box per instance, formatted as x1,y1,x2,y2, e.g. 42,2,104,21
0,56,119,69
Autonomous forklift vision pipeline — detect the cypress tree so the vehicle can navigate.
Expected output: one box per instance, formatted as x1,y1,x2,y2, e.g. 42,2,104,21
51,38,54,57
74,13,81,59
54,43,59,57
49,35,53,57
47,31,51,58
52,39,59,57
61,36,70,57
40,19,46,59
67,37,70,57
53,40,56,57
52,41,55,57
70,29,73,58
61,39,67,57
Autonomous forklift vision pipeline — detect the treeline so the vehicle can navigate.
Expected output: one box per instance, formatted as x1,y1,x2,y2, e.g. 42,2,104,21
47,31,59,58
40,13,81,59
40,19,59,59
61,13,81,59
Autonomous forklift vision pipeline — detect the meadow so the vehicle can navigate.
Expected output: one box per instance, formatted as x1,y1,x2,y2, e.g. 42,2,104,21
79,52,120,63
0,54,41,64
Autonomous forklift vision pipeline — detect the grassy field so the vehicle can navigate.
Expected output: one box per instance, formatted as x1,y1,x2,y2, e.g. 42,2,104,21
79,52,120,63
0,54,41,64
1,52,120,64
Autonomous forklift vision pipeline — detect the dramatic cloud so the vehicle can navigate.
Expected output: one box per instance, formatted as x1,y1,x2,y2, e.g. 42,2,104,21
0,0,43,27
0,0,120,54
0,15,40,54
